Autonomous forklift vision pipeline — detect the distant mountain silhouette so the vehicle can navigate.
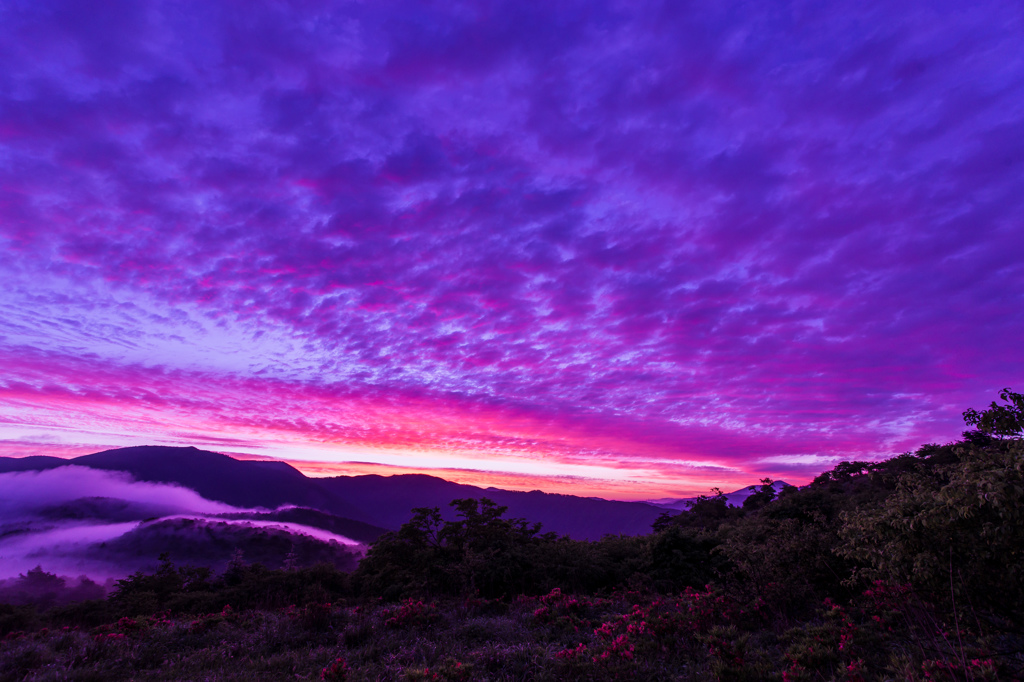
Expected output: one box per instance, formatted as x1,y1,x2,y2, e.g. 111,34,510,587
649,480,794,510
1,446,669,540
0,455,67,473
73,446,362,516
316,474,666,540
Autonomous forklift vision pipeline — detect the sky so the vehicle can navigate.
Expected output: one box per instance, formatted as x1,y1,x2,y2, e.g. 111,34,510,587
0,0,1022,500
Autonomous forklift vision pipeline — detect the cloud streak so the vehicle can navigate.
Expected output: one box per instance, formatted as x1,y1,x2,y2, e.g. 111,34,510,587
0,0,1022,498
0,466,235,518
0,467,360,580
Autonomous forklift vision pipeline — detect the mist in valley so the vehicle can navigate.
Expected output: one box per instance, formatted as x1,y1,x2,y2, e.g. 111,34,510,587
0,467,364,605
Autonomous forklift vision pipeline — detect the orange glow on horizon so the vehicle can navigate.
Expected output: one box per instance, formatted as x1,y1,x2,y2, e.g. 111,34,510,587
226,452,752,501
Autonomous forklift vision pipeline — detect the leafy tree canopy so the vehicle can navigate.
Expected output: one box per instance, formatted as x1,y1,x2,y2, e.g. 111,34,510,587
963,387,1024,438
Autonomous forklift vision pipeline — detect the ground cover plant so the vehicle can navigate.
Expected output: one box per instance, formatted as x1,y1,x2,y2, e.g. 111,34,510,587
1,391,1022,681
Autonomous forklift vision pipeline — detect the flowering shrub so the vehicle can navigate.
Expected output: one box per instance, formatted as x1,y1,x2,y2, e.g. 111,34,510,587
302,602,333,631
384,599,440,628
554,642,587,659
594,633,634,661
1,590,1019,680
186,604,235,633
920,657,1001,682
321,656,349,681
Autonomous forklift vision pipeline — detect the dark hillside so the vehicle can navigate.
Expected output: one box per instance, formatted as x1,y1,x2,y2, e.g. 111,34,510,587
316,473,479,529
1,447,667,539
0,455,66,473
72,446,360,516
483,487,665,540
217,507,389,544
93,518,362,574
317,473,665,540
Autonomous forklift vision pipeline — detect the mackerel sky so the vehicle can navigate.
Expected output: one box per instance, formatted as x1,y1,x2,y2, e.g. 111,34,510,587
1,0,1022,499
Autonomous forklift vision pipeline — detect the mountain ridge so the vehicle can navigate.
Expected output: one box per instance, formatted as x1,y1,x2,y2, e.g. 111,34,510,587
0,446,666,540
647,480,794,510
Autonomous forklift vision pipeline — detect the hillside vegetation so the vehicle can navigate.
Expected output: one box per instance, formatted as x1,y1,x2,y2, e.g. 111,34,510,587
1,390,1022,681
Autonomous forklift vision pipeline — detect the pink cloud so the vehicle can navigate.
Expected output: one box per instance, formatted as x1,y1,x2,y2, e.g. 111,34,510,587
0,0,1021,499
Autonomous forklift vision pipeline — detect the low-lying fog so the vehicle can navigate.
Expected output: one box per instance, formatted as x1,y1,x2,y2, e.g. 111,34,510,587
0,466,363,603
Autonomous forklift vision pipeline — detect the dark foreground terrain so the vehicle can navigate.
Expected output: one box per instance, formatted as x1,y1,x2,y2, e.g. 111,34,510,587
1,390,1022,681
5,584,1012,682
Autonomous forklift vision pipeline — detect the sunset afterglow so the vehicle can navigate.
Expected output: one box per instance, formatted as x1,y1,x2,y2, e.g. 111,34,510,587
1,1,1022,499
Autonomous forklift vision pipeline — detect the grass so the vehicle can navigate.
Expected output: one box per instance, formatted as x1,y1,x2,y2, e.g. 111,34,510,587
3,585,1011,681
1,591,715,681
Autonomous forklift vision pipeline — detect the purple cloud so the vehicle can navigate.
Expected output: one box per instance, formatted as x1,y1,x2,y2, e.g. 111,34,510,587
0,0,1022,497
